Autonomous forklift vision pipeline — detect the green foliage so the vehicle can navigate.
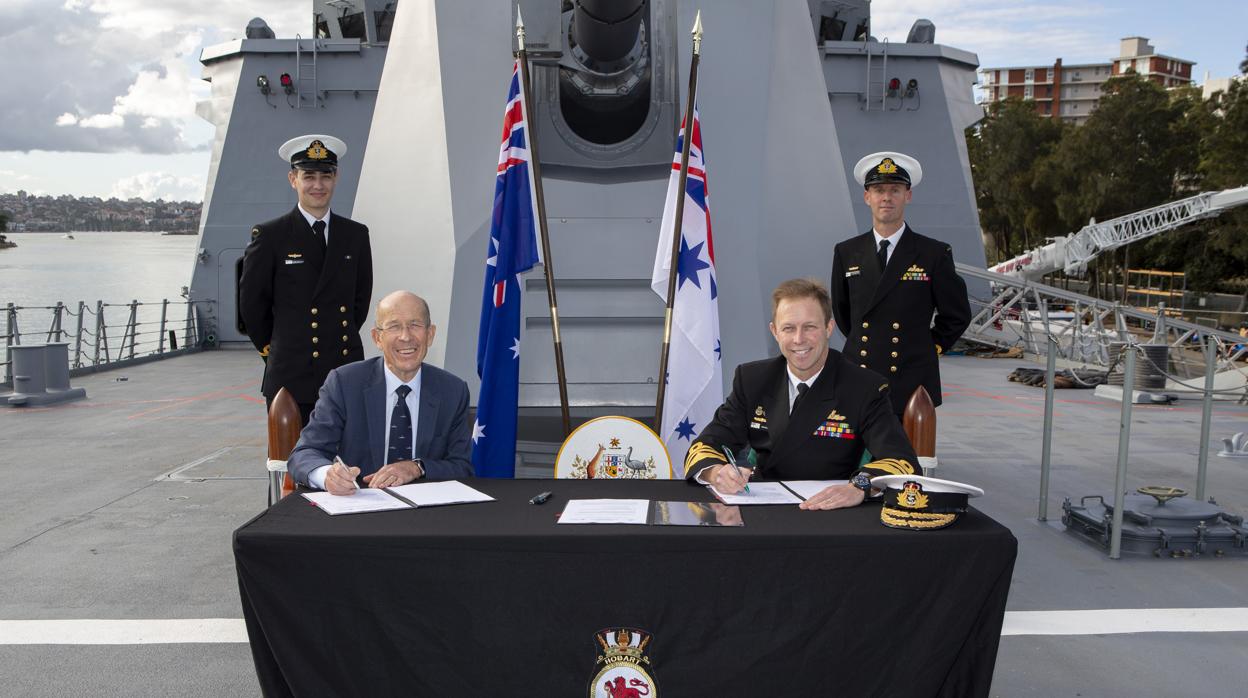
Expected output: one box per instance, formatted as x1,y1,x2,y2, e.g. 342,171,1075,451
0,210,8,233
965,98,1064,261
1044,75,1196,229
968,73,1248,293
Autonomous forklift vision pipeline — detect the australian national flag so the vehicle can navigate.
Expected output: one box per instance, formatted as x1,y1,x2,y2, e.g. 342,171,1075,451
473,59,542,478
650,103,722,472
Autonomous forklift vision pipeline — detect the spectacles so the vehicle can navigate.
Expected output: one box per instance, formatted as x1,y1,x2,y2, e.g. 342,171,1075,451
376,321,427,336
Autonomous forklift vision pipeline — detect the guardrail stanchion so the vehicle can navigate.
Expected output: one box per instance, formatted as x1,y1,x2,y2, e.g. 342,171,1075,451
1109,346,1136,560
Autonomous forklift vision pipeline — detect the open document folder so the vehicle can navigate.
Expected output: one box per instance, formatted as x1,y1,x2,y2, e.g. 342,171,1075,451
301,481,494,515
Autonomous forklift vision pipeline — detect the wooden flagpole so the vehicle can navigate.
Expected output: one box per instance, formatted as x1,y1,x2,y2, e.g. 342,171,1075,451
654,10,703,431
517,10,571,437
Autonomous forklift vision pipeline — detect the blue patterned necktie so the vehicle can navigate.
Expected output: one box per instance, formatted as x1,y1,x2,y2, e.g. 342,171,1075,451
388,384,413,464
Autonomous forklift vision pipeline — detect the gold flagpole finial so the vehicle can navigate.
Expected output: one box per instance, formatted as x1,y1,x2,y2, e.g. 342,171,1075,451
516,6,526,49
692,10,703,55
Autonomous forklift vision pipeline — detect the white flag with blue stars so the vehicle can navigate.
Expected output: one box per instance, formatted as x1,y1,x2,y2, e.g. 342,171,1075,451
650,102,722,473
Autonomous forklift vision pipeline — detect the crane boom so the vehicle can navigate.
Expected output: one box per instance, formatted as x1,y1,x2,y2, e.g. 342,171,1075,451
990,185,1248,281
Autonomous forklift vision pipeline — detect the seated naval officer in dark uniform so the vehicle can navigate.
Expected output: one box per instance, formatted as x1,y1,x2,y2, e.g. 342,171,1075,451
685,278,919,511
830,151,971,417
239,134,373,425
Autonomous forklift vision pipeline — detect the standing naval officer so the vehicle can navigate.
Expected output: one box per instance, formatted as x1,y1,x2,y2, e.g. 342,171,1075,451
239,134,373,425
830,152,970,416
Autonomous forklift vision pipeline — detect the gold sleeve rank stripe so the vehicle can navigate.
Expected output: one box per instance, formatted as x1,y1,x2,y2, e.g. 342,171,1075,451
684,443,725,470
864,458,916,475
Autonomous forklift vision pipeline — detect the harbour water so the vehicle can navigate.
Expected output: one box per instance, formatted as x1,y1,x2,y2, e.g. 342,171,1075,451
0,232,198,308
0,232,199,341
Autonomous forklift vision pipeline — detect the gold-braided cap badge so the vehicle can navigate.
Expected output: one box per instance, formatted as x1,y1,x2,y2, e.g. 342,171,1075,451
306,140,329,160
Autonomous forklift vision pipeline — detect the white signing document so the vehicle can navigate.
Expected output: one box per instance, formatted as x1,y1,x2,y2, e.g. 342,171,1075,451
387,480,496,507
302,489,412,515
557,499,650,525
709,481,803,505
781,480,849,501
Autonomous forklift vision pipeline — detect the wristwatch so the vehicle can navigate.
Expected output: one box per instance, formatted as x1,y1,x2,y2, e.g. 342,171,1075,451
851,471,873,494
411,458,425,479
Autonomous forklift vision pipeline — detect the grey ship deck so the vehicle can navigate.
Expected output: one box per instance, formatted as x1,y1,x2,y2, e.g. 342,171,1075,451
3,348,1246,696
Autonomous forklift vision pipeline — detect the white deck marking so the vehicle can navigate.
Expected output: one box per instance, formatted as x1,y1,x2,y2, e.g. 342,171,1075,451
0,619,248,644
1001,608,1248,636
2,609,1246,644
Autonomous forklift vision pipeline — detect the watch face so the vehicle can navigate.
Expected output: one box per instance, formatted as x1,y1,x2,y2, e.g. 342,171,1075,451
853,473,872,490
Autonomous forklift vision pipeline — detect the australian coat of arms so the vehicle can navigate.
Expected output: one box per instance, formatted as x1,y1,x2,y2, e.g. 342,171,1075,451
569,437,659,479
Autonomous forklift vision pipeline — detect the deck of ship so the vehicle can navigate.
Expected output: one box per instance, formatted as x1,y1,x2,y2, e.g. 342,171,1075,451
2,348,1246,696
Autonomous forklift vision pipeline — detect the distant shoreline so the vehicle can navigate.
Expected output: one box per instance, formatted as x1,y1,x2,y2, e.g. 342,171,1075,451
5,230,197,235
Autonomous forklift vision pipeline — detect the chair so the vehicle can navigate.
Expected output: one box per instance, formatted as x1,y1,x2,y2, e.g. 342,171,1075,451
554,416,675,479
902,386,937,475
266,388,302,504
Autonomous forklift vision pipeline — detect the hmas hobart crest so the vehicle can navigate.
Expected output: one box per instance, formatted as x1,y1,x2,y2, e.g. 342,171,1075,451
590,627,657,698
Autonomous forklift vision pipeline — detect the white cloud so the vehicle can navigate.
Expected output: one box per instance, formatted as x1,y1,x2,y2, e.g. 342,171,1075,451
870,0,1120,66
110,171,204,201
79,113,124,129
3,0,305,154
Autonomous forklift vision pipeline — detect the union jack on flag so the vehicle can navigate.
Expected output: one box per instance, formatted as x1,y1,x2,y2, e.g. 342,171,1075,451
650,102,722,471
473,59,542,478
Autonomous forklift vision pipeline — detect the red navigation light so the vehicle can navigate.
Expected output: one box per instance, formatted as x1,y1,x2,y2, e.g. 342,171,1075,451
888,78,901,91
279,73,293,87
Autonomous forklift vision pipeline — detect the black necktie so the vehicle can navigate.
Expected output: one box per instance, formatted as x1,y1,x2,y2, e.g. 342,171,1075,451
877,239,890,272
312,219,327,250
388,385,413,464
792,382,809,414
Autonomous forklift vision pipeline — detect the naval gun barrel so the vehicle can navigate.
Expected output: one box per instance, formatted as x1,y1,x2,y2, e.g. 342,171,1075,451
561,0,651,144
571,0,646,64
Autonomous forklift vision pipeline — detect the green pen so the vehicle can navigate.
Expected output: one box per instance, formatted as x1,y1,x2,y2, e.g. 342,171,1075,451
722,445,749,493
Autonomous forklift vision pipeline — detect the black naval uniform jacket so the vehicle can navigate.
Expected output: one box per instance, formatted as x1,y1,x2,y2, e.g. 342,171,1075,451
830,225,971,413
239,207,373,405
683,353,919,481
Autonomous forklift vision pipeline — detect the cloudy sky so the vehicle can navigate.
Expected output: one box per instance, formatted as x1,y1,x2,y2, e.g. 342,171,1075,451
0,0,1244,202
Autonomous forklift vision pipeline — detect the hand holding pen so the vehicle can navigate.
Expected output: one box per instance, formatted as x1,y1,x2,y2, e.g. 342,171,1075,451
326,455,360,496
719,445,751,494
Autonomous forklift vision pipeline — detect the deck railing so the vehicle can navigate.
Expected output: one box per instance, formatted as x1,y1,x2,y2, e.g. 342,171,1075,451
2,298,217,386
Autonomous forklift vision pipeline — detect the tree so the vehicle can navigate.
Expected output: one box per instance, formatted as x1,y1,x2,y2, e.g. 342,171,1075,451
965,98,1065,262
1188,78,1248,299
1044,75,1196,230
0,211,8,232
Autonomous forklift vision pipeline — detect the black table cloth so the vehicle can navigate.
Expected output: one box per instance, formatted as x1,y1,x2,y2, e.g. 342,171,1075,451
234,479,1016,697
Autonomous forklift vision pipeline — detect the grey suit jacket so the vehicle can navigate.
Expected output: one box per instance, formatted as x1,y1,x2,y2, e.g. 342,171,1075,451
287,357,473,486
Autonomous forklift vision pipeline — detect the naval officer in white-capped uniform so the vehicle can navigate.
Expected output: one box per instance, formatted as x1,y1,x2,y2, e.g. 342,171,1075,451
830,151,971,417
238,134,374,425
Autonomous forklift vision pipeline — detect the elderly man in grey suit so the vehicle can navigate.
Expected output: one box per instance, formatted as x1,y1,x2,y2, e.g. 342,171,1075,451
288,290,473,495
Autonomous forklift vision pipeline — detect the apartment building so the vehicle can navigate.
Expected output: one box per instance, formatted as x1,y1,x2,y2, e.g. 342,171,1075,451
979,37,1194,125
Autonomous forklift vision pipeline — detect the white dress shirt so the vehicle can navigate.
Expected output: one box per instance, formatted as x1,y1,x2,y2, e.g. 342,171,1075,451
296,203,331,244
786,365,823,413
871,222,907,266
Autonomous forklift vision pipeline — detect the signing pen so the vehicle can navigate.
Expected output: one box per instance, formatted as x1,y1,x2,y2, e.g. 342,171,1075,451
333,454,359,491
722,445,749,493
529,491,553,505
